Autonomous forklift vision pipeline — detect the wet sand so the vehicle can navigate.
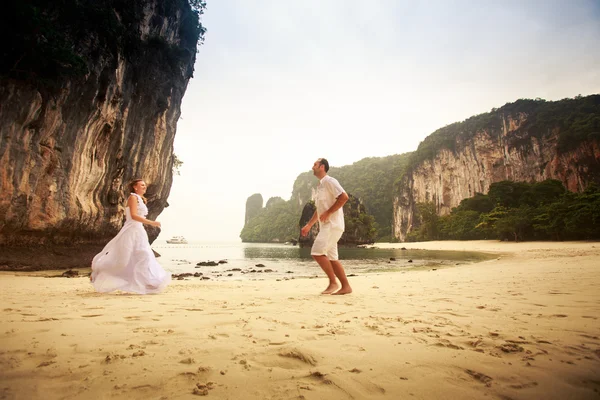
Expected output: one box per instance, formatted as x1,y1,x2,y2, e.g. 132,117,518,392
0,240,599,399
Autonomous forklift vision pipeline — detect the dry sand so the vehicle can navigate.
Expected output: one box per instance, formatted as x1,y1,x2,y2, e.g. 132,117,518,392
0,240,599,399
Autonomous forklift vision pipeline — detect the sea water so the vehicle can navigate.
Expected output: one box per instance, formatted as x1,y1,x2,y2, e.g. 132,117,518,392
152,241,494,282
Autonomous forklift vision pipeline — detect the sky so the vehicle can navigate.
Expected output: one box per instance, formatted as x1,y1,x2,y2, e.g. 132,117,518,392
158,0,600,242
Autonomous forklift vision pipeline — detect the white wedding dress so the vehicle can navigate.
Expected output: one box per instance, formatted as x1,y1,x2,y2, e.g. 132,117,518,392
91,193,171,294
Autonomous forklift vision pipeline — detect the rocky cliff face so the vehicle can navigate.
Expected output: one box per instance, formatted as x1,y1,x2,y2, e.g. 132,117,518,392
0,0,202,268
393,97,600,241
244,194,264,225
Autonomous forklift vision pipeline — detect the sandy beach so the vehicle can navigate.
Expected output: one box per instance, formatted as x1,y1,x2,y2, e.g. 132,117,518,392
1,240,599,399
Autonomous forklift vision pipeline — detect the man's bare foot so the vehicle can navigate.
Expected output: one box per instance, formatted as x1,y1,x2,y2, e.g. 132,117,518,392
332,286,352,295
321,283,339,294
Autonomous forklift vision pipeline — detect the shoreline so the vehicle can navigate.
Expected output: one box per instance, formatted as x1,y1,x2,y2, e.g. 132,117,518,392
2,238,594,273
1,241,503,280
1,240,599,399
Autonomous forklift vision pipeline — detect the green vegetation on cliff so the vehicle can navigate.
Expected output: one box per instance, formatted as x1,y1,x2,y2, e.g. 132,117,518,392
240,196,299,243
409,95,600,168
340,194,377,245
1,0,206,88
408,180,600,242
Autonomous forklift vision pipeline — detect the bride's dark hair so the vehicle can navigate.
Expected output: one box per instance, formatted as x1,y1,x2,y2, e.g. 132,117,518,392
128,179,147,204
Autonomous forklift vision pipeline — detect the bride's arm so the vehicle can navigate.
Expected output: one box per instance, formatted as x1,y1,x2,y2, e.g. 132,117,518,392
128,195,161,227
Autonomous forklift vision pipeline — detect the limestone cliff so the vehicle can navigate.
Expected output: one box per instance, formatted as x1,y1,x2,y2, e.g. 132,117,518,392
393,96,600,241
0,0,204,268
244,194,264,225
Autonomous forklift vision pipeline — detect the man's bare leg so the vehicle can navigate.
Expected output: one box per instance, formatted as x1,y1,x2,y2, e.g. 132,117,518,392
330,260,352,295
312,255,339,294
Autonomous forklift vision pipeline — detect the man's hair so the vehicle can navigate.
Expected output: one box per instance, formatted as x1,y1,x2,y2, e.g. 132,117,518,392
318,158,329,172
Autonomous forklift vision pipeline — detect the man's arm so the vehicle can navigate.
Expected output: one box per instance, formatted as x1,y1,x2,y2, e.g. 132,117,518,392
301,211,319,236
319,192,349,222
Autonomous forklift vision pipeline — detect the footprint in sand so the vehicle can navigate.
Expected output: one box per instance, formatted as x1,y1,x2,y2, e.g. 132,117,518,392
465,369,493,387
433,339,464,350
308,371,333,385
580,334,599,340
103,354,126,363
278,348,317,366
37,360,56,367
1,355,22,369
509,382,538,389
497,343,524,353
193,382,216,396
177,371,197,380
268,341,288,346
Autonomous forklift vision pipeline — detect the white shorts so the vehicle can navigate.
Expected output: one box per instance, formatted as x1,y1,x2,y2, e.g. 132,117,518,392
311,224,343,260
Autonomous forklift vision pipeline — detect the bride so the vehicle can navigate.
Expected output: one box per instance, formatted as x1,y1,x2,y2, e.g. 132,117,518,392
90,179,171,294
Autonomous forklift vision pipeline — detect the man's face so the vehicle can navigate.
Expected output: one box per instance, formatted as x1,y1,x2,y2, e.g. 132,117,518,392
312,160,323,176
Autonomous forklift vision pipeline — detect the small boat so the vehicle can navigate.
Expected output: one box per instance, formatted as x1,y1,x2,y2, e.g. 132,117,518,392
166,236,188,244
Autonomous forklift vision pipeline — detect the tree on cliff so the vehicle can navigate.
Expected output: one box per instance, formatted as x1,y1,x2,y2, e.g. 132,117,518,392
1,0,207,87
240,195,298,243
477,206,535,242
535,184,600,240
339,194,377,246
406,202,441,242
409,180,600,242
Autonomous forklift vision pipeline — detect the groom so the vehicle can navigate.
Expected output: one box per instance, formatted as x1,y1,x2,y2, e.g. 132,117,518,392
300,158,352,295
